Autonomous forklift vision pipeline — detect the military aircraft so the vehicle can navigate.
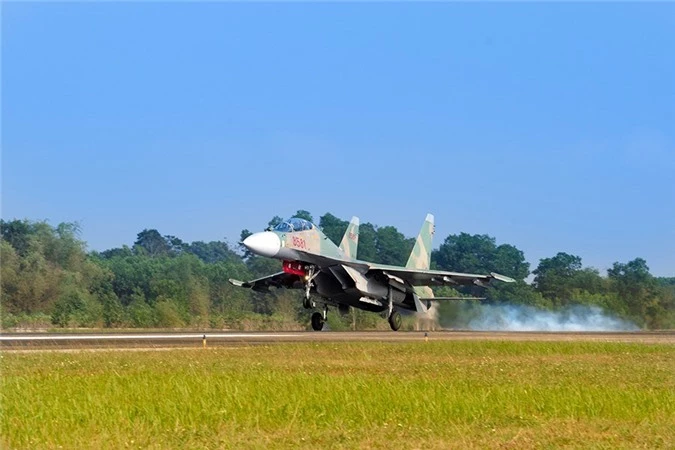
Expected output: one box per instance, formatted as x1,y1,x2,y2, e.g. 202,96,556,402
229,214,515,331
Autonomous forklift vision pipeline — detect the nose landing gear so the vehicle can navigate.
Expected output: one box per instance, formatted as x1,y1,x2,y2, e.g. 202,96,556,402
302,296,314,309
302,265,319,309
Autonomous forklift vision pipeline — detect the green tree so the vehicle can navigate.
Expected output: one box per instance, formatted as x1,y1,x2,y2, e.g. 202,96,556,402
433,233,499,274
101,254,160,302
356,223,377,261
1,219,33,256
292,210,313,223
608,258,658,325
51,282,102,328
1,233,62,314
608,258,652,290
134,229,171,257
155,299,186,328
97,245,134,259
375,226,414,266
486,281,549,307
492,244,530,280
433,233,529,280
239,229,254,258
318,213,349,245
187,240,239,264
164,235,187,254
246,255,281,278
101,292,126,327
205,261,254,321
49,222,86,270
126,289,155,327
533,252,583,302
267,216,284,229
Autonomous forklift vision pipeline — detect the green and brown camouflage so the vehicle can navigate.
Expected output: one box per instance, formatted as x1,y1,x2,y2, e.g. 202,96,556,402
231,214,514,331
338,216,359,259
406,213,434,270
405,214,435,300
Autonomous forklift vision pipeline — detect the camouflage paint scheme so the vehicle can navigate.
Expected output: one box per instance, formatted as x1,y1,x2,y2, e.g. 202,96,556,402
230,214,514,330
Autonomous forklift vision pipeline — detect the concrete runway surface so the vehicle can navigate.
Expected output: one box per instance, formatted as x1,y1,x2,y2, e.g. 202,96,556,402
1,330,673,350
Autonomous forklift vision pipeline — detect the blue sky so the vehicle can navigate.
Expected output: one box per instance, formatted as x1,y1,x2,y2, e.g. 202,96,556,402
3,3,674,276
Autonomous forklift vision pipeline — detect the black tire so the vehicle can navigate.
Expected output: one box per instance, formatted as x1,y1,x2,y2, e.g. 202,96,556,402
303,297,312,309
311,312,324,331
388,310,402,331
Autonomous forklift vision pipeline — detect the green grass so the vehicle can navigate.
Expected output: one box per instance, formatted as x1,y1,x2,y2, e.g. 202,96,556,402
2,341,674,449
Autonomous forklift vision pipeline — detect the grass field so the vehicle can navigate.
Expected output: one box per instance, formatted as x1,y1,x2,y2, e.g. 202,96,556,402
2,341,674,449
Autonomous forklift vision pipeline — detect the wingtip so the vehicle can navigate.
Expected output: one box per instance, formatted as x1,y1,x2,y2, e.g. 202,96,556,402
350,216,360,225
229,278,245,287
425,213,434,224
490,272,516,283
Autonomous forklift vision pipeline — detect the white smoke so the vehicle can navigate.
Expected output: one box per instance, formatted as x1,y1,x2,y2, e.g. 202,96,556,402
414,302,441,331
463,304,639,332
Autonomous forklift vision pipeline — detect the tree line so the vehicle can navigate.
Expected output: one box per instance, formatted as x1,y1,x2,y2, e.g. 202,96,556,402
1,211,673,330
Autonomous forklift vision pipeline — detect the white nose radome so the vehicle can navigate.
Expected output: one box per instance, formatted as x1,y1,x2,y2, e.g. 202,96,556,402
242,232,281,257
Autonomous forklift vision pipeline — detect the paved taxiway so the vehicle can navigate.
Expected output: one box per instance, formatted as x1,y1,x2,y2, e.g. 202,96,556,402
1,330,673,350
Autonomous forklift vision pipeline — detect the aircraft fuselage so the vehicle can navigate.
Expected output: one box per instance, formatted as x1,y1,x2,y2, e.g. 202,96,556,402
242,227,411,314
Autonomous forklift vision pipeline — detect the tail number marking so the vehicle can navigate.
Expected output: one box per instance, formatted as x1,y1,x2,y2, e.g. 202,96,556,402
291,236,307,249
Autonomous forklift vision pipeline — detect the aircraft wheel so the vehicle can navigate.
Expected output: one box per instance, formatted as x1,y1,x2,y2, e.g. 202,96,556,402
303,297,312,309
388,310,402,331
311,312,324,331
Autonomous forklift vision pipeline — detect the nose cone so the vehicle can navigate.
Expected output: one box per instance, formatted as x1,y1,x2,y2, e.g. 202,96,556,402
242,232,281,257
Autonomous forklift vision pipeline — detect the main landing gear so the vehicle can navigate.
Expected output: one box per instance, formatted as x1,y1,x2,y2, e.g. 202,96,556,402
310,305,328,331
311,312,324,331
385,285,402,331
388,310,402,331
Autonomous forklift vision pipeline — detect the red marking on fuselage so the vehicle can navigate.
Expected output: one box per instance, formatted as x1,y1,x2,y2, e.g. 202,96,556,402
283,260,306,276
291,236,307,249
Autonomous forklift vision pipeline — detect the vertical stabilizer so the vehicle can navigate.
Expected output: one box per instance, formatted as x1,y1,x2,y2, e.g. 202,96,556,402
406,213,434,269
408,214,435,309
339,216,360,259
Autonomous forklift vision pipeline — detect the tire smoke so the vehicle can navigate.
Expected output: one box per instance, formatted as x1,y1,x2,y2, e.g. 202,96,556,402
446,303,639,332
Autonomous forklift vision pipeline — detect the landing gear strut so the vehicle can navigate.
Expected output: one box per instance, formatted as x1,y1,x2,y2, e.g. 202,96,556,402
303,266,318,309
311,312,324,331
386,285,402,331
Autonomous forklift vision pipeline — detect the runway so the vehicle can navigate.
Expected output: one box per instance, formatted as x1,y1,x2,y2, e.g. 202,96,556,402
1,330,673,350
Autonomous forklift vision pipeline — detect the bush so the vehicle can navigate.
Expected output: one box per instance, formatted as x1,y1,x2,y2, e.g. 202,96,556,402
102,293,126,328
127,299,156,328
51,289,102,328
155,300,185,328
1,312,52,330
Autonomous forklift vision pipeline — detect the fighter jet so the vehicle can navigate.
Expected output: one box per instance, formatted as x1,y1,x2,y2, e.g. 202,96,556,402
229,214,514,331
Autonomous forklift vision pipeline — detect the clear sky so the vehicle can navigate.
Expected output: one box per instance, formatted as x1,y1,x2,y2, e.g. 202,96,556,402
2,3,674,277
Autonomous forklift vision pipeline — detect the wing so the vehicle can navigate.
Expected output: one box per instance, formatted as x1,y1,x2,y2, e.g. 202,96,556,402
229,272,303,292
366,264,515,288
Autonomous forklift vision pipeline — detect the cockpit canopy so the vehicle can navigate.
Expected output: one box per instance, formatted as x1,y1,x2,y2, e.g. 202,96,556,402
272,217,314,233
